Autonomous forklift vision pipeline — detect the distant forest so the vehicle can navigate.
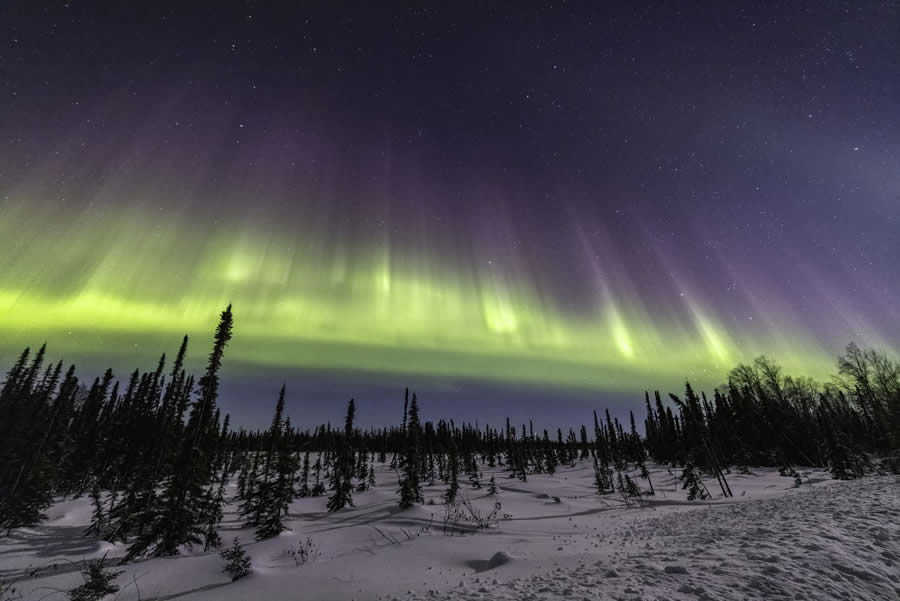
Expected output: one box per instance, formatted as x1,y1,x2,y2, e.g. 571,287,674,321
1,305,898,559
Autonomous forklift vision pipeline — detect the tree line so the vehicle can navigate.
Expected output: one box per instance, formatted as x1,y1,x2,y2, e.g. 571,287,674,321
1,305,897,560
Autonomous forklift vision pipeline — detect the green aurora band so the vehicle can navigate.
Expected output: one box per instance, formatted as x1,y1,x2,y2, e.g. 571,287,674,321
0,202,851,395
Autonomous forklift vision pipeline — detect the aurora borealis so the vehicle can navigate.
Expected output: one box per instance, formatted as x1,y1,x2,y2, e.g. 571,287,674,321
1,3,898,425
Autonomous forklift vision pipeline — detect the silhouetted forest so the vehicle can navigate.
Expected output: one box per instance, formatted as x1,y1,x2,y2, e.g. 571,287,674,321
1,306,898,559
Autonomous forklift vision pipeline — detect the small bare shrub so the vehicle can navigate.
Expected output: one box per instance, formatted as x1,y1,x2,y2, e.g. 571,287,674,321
284,537,320,566
442,495,511,535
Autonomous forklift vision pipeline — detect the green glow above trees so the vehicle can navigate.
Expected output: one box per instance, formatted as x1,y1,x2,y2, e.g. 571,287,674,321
0,205,855,393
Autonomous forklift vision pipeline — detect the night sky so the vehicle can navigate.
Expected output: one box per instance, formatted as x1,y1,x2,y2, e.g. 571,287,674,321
1,3,898,428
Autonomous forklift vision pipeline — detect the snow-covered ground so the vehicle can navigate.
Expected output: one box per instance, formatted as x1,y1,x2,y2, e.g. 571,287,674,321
1,463,897,601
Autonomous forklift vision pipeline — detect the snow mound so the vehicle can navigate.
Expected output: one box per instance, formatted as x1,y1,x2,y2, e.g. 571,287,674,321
487,551,513,569
466,550,515,573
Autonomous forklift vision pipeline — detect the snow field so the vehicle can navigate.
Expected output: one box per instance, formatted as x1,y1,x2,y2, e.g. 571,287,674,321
1,462,895,601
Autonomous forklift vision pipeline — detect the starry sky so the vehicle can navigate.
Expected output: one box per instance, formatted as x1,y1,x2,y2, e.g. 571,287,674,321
1,3,898,427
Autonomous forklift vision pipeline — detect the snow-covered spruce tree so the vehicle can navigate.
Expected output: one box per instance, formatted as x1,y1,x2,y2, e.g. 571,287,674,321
592,456,606,494
639,463,655,495
98,351,165,544
60,368,115,496
124,306,232,559
287,448,302,495
0,347,77,532
399,394,423,509
426,445,436,486
84,484,106,538
402,389,409,431
515,443,528,482
543,431,557,474
826,429,865,480
245,390,283,528
257,412,299,540
311,454,325,496
393,390,411,480
296,450,311,497
631,413,655,495
579,424,590,460
468,469,481,489
220,537,251,581
355,449,368,491
487,474,498,495
444,444,460,504
505,444,520,481
201,414,231,551
68,554,122,601
467,453,481,489
675,383,732,498
367,463,376,489
623,474,641,498
253,386,288,537
236,452,251,501
281,418,300,497
105,342,190,545
681,463,710,500
556,428,569,467
437,449,447,483
327,398,356,512
237,448,261,525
